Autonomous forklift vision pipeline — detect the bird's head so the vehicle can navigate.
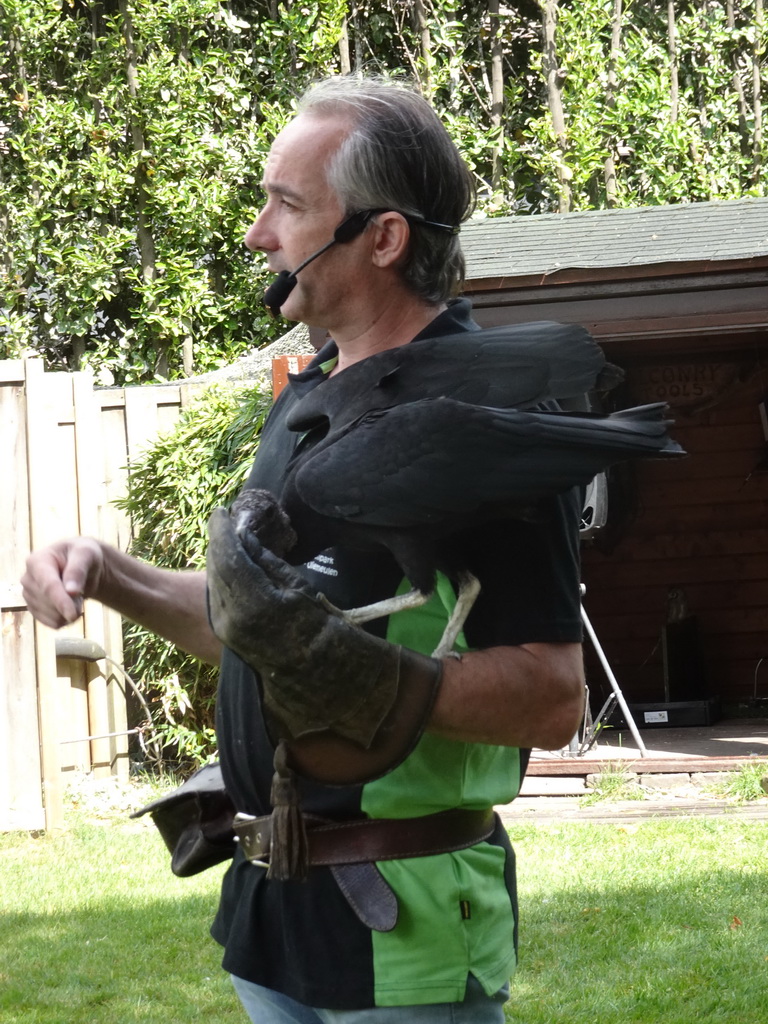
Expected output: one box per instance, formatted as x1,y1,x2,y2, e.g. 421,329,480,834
231,488,298,561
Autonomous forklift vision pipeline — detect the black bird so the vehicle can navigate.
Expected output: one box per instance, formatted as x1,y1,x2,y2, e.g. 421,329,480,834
230,322,684,654
284,321,622,435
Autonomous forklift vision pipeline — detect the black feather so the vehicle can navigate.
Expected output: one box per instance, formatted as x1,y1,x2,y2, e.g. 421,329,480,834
294,401,682,528
286,321,622,435
234,322,683,599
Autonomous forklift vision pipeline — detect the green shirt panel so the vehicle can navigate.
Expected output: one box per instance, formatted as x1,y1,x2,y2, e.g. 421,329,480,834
361,571,522,818
360,572,520,1005
371,844,517,1007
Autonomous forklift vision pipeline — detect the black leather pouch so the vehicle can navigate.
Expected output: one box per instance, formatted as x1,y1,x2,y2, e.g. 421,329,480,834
131,762,236,877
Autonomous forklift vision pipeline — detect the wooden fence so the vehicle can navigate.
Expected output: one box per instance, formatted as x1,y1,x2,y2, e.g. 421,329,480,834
1,358,209,830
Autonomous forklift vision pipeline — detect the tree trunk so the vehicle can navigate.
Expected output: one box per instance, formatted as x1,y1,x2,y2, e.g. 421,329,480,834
71,336,86,372
541,0,571,212
667,0,679,122
118,0,156,286
7,25,39,289
489,0,504,192
4,26,29,277
413,0,433,97
352,8,363,71
118,0,162,372
603,0,622,207
338,16,351,74
726,0,749,154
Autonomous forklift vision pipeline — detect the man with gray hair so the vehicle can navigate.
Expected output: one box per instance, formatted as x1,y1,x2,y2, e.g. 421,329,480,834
22,75,585,1022
208,75,585,1022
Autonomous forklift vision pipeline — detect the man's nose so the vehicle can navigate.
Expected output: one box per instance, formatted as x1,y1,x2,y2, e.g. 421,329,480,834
244,208,273,252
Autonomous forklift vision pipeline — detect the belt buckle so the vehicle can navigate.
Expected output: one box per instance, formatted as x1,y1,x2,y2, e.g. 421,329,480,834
233,812,270,868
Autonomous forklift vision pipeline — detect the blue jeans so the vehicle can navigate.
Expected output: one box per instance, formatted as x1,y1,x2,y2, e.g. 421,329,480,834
231,974,509,1023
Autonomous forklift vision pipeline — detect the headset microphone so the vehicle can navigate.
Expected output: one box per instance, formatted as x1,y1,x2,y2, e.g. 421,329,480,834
263,210,376,317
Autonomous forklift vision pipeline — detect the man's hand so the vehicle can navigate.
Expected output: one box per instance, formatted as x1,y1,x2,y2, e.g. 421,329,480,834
22,538,220,665
206,507,442,779
21,538,105,629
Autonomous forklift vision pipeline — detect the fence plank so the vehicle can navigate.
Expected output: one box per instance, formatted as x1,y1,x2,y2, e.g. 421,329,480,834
96,394,134,764
1,609,46,829
124,386,166,465
0,360,24,384
74,372,129,776
97,391,133,553
179,381,209,409
1,361,45,829
23,360,69,829
0,607,8,826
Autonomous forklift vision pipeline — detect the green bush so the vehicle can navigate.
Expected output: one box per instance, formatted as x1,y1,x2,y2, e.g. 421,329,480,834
3,1,765,386
115,378,272,766
709,761,768,803
0,0,346,383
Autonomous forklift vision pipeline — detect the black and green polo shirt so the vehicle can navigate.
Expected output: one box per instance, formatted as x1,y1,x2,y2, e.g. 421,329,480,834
211,300,583,1010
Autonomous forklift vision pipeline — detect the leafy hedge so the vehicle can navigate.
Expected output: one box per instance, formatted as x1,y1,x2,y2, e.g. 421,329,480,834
1,0,346,383
2,1,765,385
115,379,272,765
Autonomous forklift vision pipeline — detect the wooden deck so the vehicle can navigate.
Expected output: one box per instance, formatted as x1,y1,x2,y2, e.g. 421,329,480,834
501,721,768,821
528,718,768,776
499,797,768,824
526,753,764,776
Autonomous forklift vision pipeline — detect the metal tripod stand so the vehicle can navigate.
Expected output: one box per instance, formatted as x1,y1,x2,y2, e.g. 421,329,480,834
572,584,648,758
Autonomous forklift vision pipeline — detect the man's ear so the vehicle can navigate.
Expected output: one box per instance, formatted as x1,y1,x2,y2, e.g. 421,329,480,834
369,211,410,268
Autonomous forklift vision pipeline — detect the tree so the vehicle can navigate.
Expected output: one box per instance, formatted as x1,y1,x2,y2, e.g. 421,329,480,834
523,0,766,210
540,0,572,212
4,2,763,384
0,0,347,383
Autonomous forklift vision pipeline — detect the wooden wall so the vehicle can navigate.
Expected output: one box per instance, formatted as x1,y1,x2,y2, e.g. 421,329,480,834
1,359,205,830
581,342,768,708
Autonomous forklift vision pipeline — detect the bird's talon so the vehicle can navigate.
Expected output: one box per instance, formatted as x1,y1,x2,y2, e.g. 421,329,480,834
317,593,346,618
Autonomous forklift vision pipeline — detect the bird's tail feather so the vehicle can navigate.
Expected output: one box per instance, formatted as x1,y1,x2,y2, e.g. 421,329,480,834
530,403,684,455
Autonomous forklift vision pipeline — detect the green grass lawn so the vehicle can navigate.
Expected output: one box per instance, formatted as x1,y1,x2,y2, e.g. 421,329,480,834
507,819,768,1024
1,781,766,1023
0,819,238,1024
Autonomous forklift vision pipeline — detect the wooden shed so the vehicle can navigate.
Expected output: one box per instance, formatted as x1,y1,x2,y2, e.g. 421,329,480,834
461,196,768,715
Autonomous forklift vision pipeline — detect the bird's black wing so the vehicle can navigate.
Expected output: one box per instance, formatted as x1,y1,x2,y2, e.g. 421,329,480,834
293,398,684,528
286,322,618,433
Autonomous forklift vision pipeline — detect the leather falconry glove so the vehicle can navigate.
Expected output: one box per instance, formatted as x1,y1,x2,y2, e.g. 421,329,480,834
206,506,443,788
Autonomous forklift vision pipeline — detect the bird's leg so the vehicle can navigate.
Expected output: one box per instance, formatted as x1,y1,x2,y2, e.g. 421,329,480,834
341,588,431,625
431,571,482,658
330,572,481,655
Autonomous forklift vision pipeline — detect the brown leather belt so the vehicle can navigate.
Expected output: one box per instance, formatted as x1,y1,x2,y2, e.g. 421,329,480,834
233,807,497,868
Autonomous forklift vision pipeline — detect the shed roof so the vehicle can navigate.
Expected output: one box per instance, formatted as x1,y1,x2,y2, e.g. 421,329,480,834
460,196,768,282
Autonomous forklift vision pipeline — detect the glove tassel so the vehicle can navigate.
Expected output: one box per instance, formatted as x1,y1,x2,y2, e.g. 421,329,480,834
267,741,309,881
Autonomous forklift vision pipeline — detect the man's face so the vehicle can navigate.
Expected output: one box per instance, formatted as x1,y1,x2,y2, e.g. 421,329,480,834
245,114,359,326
